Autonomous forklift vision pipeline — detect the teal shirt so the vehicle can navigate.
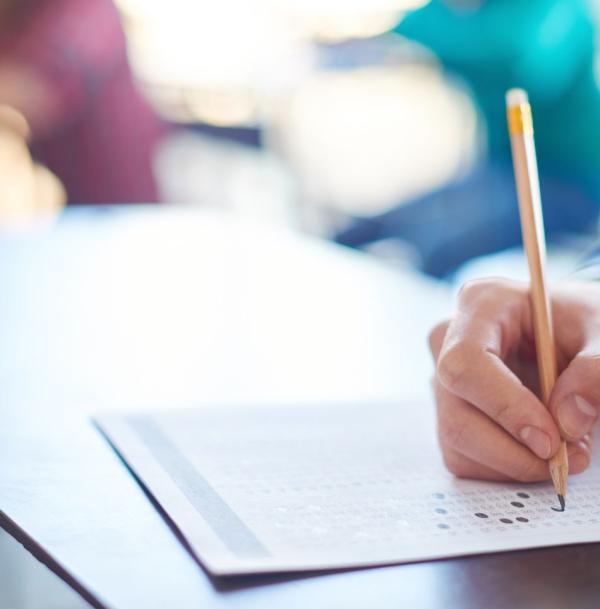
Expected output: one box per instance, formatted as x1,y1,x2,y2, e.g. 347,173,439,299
396,0,600,195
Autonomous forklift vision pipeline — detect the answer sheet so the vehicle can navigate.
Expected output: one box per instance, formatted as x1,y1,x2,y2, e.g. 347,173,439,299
97,403,600,576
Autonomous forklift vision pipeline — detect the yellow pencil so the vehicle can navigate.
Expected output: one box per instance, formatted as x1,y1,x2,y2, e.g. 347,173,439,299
506,88,568,511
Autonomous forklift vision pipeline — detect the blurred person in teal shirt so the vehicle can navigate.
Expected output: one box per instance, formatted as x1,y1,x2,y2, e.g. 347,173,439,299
336,0,600,277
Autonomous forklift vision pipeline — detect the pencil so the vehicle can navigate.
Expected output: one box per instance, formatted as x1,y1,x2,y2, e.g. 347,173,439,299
506,88,568,511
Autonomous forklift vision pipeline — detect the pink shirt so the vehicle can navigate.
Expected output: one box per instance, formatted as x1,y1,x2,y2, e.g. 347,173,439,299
0,0,166,204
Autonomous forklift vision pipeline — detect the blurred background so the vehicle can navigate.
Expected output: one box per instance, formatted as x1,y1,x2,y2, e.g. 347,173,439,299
2,0,600,278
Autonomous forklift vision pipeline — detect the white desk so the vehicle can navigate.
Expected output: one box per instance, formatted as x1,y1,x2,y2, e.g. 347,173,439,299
9,207,591,609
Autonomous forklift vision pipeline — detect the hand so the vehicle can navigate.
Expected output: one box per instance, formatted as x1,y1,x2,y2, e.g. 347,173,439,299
0,105,65,229
429,278,598,482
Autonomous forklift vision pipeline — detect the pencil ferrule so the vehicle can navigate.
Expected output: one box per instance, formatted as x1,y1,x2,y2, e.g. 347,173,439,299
507,104,534,136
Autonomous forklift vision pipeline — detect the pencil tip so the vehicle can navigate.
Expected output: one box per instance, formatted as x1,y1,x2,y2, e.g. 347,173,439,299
551,494,566,512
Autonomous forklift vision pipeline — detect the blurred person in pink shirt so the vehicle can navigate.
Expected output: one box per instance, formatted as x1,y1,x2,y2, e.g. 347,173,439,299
0,0,165,204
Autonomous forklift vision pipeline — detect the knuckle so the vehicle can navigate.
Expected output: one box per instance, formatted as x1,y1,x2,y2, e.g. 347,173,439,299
491,401,513,429
457,278,523,307
437,342,475,391
428,321,449,356
457,278,497,304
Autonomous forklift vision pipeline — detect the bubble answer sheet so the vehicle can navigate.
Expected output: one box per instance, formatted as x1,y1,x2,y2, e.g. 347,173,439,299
96,403,600,577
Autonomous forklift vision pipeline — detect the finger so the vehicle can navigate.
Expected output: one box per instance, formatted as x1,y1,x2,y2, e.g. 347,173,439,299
441,447,512,482
435,380,550,481
437,338,561,459
549,348,600,441
437,285,561,460
443,442,591,481
437,384,592,480
428,320,450,362
567,437,592,475
435,370,592,480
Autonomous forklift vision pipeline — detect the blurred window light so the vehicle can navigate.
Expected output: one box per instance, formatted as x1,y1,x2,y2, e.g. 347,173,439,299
274,0,429,42
113,0,430,125
145,85,259,127
289,12,404,43
117,1,298,89
275,64,478,216
115,0,313,125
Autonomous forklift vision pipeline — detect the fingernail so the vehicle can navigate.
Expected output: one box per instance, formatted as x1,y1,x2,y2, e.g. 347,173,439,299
520,426,552,459
558,394,597,439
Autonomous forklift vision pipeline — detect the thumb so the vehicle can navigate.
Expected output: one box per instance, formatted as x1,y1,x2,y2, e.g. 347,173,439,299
549,349,600,441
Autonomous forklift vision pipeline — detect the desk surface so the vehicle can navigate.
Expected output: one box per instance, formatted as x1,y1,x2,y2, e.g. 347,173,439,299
1,206,600,609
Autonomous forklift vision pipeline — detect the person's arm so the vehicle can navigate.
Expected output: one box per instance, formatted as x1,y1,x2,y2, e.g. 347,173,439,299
429,278,598,481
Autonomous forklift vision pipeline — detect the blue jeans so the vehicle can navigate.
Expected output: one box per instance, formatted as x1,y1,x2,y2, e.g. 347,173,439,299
334,164,599,278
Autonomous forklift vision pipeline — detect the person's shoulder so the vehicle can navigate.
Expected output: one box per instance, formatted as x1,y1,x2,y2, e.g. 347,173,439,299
11,0,125,56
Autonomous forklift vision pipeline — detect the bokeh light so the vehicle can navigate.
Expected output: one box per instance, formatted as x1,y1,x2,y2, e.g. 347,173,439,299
275,64,477,215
